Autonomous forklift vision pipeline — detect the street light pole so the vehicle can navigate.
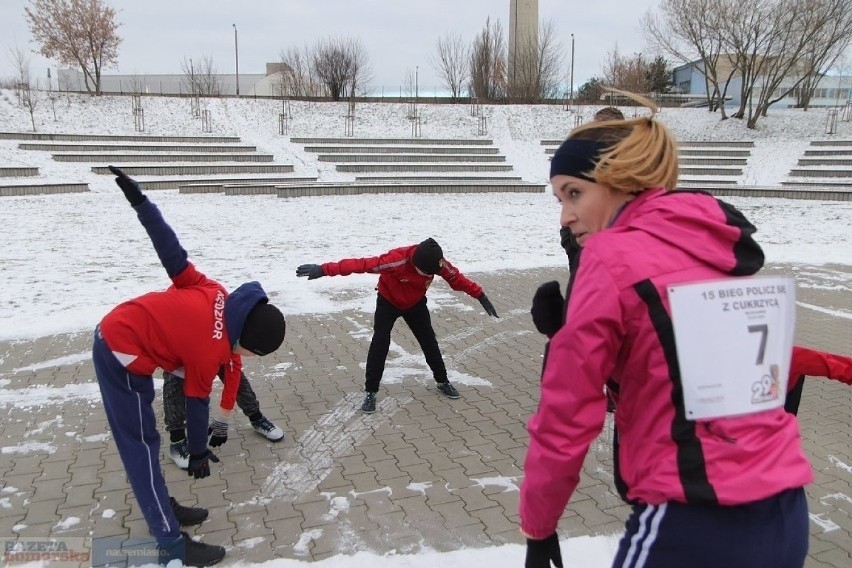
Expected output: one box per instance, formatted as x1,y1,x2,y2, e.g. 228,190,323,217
570,33,575,107
233,23,239,96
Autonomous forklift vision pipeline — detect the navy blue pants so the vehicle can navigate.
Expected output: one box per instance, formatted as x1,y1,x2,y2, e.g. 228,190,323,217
612,487,808,568
365,294,448,392
93,327,180,541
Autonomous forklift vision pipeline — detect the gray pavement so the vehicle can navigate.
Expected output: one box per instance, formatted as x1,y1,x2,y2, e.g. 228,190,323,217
0,264,849,567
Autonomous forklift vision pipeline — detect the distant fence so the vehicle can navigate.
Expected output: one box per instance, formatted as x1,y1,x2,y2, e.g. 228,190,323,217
16,87,704,108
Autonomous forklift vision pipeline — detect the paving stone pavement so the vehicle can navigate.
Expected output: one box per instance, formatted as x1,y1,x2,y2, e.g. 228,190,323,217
0,264,849,567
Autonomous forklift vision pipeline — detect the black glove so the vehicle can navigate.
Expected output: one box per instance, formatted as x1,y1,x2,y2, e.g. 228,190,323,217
525,533,563,568
296,264,325,280
531,281,564,338
187,449,219,479
559,227,579,257
108,165,146,207
478,294,498,318
208,420,228,447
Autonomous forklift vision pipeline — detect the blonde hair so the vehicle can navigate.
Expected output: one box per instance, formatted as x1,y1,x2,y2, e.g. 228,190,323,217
572,89,679,192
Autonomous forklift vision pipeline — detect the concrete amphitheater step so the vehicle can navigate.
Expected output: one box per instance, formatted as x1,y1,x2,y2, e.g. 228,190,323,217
54,153,274,163
303,145,499,154
679,166,743,176
702,185,851,201
91,164,294,176
678,157,748,166
677,178,738,186
354,175,523,182
0,132,241,143
318,154,505,163
797,158,852,167
0,183,89,196
781,179,852,188
0,167,39,177
291,137,493,145
20,143,258,153
140,176,311,191
803,149,852,156
336,163,513,173
272,181,545,198
788,169,852,178
178,178,319,194
676,149,751,157
810,140,852,146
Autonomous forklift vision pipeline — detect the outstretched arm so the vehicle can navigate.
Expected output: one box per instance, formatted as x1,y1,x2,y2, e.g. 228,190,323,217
789,346,852,387
110,165,189,280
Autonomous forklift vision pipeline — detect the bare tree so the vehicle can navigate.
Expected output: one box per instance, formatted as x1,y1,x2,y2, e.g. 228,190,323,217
346,38,372,98
402,67,417,99
25,0,121,95
312,36,372,100
468,17,506,101
180,55,222,96
602,47,652,94
277,45,320,97
508,19,564,102
789,0,852,109
736,0,852,127
127,74,145,95
644,0,733,116
9,45,38,130
429,32,468,101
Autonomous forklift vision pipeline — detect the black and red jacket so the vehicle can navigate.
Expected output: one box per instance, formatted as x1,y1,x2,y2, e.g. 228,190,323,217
321,244,483,309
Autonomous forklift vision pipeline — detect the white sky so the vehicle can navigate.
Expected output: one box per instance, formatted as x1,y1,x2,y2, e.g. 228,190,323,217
1,0,659,95
0,91,850,567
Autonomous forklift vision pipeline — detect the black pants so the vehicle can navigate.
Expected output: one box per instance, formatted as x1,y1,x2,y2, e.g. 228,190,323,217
365,294,448,393
162,368,260,433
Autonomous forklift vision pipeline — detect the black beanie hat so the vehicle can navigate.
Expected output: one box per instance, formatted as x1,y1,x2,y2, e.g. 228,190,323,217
239,301,286,356
412,238,443,275
549,138,609,181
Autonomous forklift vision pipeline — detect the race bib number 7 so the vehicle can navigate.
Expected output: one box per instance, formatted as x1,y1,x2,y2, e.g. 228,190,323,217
668,276,796,420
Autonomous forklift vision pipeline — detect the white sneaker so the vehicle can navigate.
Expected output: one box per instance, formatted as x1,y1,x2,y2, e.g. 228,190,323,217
169,439,189,469
251,417,284,442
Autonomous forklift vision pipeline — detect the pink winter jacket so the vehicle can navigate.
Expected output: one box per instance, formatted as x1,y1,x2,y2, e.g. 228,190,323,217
519,188,814,539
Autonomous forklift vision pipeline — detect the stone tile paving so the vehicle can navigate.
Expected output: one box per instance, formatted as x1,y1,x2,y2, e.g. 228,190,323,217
0,264,848,567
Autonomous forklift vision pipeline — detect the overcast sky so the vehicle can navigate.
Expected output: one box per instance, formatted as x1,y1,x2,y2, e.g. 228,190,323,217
1,0,660,95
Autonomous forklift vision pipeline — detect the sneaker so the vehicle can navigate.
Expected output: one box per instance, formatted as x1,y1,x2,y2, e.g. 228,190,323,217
169,439,189,469
436,382,460,399
361,392,377,414
170,497,208,526
251,417,285,442
158,532,225,567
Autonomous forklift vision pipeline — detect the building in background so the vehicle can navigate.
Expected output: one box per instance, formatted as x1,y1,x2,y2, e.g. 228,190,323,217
672,59,852,109
508,0,538,96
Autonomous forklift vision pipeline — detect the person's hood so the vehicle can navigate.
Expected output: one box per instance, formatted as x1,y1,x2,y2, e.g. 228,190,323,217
224,281,269,348
609,188,764,276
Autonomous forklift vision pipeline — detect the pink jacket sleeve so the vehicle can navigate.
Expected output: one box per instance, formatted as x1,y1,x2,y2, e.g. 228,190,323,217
520,251,622,538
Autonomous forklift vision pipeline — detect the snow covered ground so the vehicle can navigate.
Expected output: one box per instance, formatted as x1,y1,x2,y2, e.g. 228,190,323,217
0,91,850,567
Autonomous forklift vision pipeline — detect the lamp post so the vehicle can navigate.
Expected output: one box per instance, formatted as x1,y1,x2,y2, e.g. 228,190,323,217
570,33,575,107
233,23,239,96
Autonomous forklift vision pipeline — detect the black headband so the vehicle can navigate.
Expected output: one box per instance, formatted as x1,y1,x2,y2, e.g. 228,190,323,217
549,138,609,181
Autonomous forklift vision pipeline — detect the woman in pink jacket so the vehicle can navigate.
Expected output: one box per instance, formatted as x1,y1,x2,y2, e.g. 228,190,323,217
520,91,813,568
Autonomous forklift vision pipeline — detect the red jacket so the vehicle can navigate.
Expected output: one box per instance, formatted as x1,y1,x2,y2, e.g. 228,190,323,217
321,244,483,309
789,346,852,386
99,262,242,409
